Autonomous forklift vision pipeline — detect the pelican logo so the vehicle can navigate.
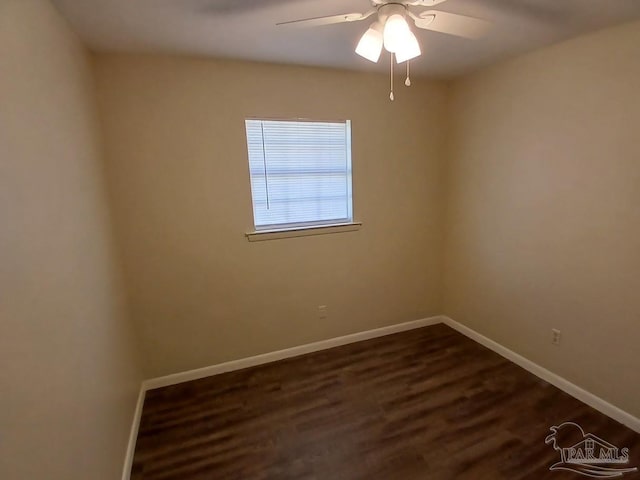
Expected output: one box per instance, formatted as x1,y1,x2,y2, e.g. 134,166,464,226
545,422,638,478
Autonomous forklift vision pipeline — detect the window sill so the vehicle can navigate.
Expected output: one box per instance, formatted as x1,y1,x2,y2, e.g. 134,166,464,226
246,222,362,242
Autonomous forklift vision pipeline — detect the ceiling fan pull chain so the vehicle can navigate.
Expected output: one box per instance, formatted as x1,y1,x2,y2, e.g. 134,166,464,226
405,61,411,87
389,52,395,101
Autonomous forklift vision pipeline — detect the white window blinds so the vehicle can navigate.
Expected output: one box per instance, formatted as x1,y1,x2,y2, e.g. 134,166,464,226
245,119,353,230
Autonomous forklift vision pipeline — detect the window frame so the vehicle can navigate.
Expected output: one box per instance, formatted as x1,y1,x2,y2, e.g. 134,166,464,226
244,117,358,239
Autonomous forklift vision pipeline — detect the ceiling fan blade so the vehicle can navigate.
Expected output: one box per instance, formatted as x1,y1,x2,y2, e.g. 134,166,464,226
412,10,490,39
405,0,448,7
277,10,375,28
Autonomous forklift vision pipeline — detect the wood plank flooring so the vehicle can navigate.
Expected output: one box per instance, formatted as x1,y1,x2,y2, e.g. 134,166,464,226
131,324,640,479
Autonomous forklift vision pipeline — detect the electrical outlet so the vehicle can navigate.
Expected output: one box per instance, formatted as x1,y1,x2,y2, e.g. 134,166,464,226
317,305,328,319
551,329,561,346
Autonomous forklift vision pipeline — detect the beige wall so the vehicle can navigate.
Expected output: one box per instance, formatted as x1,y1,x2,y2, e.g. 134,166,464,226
0,1,143,478
94,54,448,377
445,21,640,417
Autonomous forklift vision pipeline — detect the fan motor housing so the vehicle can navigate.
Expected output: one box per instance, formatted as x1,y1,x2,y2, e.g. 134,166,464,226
377,3,408,23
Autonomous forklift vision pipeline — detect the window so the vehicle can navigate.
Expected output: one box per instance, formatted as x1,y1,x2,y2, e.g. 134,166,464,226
245,119,353,232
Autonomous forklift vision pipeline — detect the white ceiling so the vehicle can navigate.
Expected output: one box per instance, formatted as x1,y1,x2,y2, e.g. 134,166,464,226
52,0,640,77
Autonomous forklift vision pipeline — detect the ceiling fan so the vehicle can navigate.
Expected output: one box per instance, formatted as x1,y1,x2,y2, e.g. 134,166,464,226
277,0,490,100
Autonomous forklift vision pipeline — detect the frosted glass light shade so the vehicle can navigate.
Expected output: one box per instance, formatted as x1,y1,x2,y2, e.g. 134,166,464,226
355,26,383,63
395,30,421,63
383,14,410,53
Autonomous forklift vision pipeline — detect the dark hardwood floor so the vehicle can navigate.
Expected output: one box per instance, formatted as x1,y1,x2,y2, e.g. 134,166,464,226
132,324,640,479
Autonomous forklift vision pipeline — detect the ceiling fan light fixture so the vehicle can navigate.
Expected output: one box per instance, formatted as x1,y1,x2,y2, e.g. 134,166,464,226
382,14,411,53
276,2,491,100
395,30,421,63
355,23,383,63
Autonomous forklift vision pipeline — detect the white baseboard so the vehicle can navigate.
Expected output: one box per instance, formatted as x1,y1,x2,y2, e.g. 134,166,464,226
441,316,640,433
143,316,444,391
121,386,146,480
